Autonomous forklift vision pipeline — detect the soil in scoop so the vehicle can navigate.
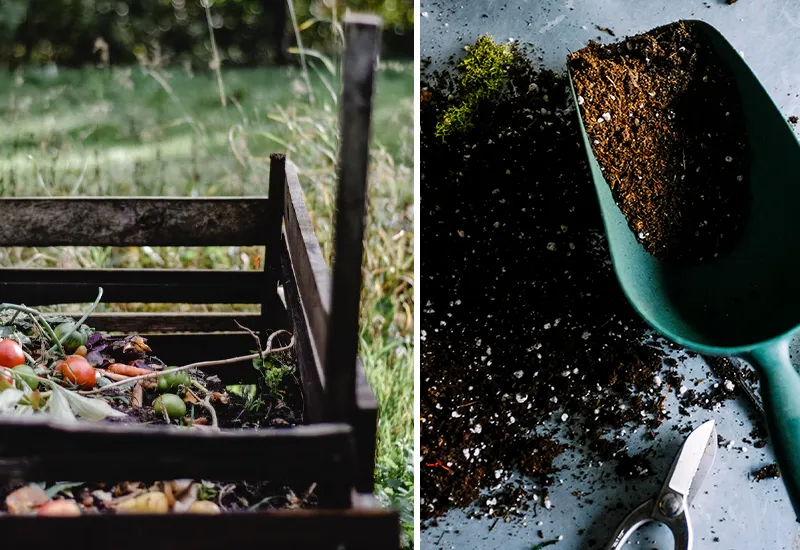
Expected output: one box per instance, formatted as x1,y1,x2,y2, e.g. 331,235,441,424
568,21,750,263
421,38,759,524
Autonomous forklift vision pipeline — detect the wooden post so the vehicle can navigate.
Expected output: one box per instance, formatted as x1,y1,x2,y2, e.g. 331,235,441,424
263,153,288,333
324,14,382,425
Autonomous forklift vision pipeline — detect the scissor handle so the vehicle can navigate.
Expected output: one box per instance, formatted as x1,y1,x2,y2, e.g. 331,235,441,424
603,498,692,550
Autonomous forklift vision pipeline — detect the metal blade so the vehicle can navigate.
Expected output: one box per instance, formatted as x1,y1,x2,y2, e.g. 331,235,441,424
666,420,717,499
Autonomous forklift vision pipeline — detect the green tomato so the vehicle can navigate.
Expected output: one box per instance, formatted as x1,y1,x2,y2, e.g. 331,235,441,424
157,370,191,392
153,393,187,419
54,322,88,353
12,365,38,390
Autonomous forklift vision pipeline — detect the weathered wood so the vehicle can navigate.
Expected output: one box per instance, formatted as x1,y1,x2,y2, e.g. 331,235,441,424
284,161,332,369
325,15,382,423
0,197,269,246
264,153,289,334
0,268,262,305
281,240,325,423
0,418,354,487
355,357,378,493
0,508,400,550
68,312,262,333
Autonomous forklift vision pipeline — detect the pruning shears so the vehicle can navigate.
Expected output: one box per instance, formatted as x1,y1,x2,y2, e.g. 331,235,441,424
604,420,717,550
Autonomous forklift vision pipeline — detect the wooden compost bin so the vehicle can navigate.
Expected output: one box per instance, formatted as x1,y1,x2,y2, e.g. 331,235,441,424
0,14,399,550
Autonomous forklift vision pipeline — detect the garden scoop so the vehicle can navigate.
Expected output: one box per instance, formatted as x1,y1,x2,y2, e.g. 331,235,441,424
568,20,800,514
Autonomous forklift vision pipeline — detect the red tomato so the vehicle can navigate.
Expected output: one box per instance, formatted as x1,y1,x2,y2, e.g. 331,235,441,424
38,500,81,517
0,340,25,368
55,355,96,389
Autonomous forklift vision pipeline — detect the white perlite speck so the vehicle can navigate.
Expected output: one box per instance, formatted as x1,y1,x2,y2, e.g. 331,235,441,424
547,242,557,251
516,394,528,404
561,413,569,422
679,385,688,395
451,411,461,418
577,95,584,105
724,379,735,392
581,331,591,340
544,499,553,510
601,112,611,121
495,470,503,479
471,424,482,434
514,370,524,379
654,375,662,387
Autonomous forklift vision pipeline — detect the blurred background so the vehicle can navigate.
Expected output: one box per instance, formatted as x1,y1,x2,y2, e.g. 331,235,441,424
0,0,413,66
0,1,413,546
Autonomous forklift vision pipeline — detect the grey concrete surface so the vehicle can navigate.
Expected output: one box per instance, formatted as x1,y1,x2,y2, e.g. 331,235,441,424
421,1,800,548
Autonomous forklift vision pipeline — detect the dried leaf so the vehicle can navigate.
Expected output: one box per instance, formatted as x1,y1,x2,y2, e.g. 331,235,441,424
211,392,229,404
0,388,25,412
47,385,77,423
5,485,49,514
44,482,85,498
46,384,126,421
131,383,143,409
184,392,200,405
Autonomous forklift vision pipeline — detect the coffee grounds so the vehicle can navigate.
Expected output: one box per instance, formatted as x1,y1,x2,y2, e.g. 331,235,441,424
752,463,780,481
421,38,755,523
568,21,750,263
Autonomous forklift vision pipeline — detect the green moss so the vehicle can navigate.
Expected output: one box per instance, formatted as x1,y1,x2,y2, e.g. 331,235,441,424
434,36,513,140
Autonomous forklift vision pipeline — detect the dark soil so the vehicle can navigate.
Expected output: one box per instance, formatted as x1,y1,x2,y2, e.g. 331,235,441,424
568,21,750,263
789,115,799,126
752,463,780,481
421,39,759,523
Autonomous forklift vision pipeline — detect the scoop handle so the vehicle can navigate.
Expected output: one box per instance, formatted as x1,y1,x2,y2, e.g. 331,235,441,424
746,340,800,516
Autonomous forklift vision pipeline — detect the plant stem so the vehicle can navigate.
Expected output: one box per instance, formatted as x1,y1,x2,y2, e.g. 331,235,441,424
47,287,104,354
82,330,295,395
0,303,65,357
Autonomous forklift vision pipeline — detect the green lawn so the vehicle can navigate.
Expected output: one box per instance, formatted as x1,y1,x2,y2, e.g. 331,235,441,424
0,63,413,544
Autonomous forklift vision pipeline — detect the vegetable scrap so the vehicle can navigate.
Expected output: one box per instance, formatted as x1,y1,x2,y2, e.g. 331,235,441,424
421,36,761,524
569,21,750,263
3,479,316,516
0,292,306,515
752,463,780,482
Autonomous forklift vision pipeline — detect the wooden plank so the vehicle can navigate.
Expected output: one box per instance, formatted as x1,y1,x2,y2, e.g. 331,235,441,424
0,268,262,305
283,161,332,371
0,509,400,549
0,197,269,246
0,419,355,488
281,241,325,422
354,357,378,493
325,15,382,423
264,153,289,333
69,312,262,333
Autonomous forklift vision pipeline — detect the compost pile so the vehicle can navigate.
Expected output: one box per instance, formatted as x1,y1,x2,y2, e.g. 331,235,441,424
421,37,759,523
568,21,750,263
0,303,308,516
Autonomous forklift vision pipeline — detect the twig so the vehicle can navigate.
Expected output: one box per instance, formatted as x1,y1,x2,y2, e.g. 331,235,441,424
81,330,295,395
286,0,315,105
202,0,227,107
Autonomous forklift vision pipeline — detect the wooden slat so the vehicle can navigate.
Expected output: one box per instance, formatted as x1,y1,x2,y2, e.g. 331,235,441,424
0,197,269,246
0,419,354,486
0,268,262,305
284,161,332,371
355,358,378,493
281,240,325,422
68,311,261,333
325,15,382,423
0,508,400,550
263,154,289,333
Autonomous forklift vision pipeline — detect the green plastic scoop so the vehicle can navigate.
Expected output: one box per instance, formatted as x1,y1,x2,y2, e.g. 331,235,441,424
569,19,800,514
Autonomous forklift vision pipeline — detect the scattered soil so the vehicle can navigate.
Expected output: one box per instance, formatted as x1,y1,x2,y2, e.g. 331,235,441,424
568,21,750,263
752,463,780,481
789,115,799,126
421,39,759,523
726,0,739,5
595,25,616,37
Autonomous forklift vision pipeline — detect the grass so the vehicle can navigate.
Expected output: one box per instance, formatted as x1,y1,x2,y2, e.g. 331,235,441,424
0,62,414,544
